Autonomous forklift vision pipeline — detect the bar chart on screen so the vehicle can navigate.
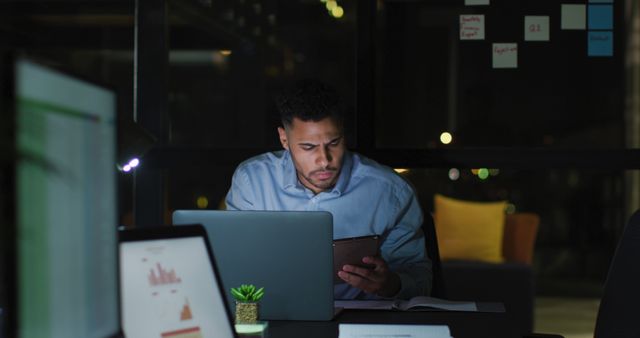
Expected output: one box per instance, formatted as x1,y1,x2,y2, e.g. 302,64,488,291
148,262,182,286
121,239,225,338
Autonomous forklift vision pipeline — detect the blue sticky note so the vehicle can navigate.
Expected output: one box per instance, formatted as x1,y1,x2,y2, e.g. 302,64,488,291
589,0,613,3
588,5,613,30
588,31,613,57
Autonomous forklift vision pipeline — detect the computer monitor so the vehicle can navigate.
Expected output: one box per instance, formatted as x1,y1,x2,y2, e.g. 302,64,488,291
1,57,121,338
118,225,236,338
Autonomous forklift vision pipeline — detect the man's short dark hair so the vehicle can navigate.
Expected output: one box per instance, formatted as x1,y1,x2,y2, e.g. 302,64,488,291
276,79,345,128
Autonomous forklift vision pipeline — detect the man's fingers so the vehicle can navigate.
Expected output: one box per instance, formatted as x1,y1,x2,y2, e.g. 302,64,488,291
339,256,399,297
362,256,388,273
338,271,377,294
342,264,376,280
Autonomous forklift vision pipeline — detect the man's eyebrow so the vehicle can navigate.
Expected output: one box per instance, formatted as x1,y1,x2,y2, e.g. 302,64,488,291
297,136,342,146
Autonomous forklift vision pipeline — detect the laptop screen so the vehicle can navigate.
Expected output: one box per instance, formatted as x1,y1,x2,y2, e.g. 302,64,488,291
120,233,235,338
173,210,335,321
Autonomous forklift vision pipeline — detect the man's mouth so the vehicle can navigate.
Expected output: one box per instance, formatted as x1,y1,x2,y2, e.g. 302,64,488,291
314,170,335,180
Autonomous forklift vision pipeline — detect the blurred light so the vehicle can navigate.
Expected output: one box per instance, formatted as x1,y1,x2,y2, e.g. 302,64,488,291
326,0,337,11
128,158,140,168
505,203,517,214
122,164,132,172
394,168,409,174
320,0,328,2
220,50,232,56
440,132,453,145
448,168,460,181
478,168,489,180
489,168,500,176
471,168,479,175
331,6,344,18
197,196,209,209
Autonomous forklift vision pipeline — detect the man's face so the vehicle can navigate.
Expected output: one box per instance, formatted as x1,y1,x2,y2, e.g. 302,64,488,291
278,117,345,194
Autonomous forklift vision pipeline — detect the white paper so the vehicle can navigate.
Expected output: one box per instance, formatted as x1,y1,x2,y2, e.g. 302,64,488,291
339,324,452,338
524,16,550,41
561,4,586,30
460,15,485,40
465,0,490,5
493,43,518,69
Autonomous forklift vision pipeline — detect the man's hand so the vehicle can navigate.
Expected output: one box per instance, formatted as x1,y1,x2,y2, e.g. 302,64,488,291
337,256,401,298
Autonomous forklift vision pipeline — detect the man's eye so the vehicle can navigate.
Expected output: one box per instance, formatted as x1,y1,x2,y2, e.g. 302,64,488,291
301,145,314,151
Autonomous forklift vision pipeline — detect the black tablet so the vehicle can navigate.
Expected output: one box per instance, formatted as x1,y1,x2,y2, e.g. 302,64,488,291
332,235,381,284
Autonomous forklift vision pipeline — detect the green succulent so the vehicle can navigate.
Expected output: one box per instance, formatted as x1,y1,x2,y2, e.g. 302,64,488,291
230,284,265,302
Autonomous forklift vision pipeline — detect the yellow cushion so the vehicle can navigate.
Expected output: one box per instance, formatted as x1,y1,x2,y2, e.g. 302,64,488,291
434,194,507,263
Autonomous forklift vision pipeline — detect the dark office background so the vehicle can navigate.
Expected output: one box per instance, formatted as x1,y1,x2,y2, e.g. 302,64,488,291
1,0,639,323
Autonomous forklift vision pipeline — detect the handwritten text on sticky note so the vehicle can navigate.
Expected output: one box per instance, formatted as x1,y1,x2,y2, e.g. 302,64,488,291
460,15,485,40
525,16,550,41
492,43,518,69
588,31,613,57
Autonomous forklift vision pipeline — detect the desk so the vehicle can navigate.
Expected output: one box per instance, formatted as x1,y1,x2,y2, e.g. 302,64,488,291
267,309,519,338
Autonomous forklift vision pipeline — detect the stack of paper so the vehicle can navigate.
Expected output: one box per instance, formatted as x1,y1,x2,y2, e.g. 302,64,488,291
339,324,452,338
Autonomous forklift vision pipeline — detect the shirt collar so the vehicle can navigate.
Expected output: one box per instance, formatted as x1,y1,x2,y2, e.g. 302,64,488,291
281,150,299,190
280,150,353,195
332,151,352,195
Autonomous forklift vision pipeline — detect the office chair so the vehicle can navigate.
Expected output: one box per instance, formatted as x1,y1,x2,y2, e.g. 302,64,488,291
593,209,640,338
422,213,446,298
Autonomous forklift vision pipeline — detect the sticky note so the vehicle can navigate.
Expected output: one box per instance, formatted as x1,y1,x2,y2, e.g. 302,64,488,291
524,16,550,41
561,4,586,30
492,43,518,68
460,15,485,40
588,5,614,30
465,0,490,5
589,0,613,3
588,31,613,56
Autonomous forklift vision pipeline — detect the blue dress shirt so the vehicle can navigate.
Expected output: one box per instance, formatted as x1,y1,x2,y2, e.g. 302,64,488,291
225,150,432,299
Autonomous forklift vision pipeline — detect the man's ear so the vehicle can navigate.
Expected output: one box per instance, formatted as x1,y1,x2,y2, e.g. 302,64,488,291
277,127,289,150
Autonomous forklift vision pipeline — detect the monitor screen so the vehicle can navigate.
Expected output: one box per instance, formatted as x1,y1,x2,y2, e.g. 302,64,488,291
14,58,119,338
119,236,234,338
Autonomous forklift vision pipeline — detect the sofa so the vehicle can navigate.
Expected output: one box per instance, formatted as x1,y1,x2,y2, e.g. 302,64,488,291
432,194,540,336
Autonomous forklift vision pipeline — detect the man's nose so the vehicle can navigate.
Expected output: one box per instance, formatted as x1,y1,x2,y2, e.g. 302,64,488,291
317,146,332,167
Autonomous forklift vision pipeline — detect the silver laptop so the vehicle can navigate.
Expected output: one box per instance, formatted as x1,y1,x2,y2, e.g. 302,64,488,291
118,225,237,338
172,210,335,321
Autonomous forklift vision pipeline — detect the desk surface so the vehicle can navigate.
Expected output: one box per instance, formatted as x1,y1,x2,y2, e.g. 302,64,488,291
267,309,519,338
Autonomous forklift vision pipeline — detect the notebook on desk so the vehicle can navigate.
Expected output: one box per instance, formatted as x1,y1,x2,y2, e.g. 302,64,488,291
118,224,237,338
173,210,336,321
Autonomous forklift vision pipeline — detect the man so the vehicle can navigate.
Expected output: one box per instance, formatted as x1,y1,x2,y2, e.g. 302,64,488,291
225,79,431,299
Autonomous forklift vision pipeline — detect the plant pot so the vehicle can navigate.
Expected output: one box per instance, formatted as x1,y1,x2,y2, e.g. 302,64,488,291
235,301,259,324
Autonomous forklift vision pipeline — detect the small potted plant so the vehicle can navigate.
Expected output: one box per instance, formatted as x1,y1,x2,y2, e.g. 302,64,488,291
231,284,265,323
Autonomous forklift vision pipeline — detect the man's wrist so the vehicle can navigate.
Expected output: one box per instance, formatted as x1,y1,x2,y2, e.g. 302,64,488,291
377,272,402,298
